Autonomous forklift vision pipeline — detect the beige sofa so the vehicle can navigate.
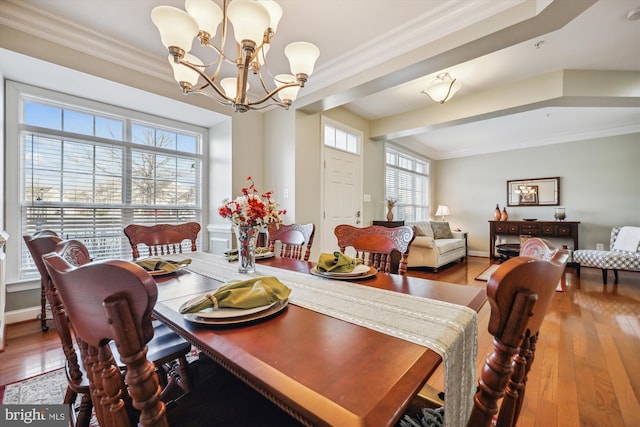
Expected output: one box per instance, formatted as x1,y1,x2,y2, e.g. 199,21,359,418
406,221,466,272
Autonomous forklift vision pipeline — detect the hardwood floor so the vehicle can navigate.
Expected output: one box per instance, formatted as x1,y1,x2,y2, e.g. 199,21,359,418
1,256,639,426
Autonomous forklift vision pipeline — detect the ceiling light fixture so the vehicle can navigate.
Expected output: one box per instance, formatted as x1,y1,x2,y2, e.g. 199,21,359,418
151,0,320,113
421,72,462,104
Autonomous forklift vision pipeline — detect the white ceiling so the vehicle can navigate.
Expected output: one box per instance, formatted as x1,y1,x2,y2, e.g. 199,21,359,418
1,0,639,158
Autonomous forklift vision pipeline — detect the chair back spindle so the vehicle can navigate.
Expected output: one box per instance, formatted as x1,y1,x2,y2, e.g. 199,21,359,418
267,223,315,261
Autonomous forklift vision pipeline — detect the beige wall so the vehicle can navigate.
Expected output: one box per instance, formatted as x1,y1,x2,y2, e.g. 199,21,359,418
434,133,640,255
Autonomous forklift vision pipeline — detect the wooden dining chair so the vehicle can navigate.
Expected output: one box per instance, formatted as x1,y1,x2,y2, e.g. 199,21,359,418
42,253,306,427
24,233,93,427
267,223,315,261
334,224,415,274
23,229,61,331
53,239,193,397
404,249,568,427
24,235,193,421
124,222,201,260
42,254,172,427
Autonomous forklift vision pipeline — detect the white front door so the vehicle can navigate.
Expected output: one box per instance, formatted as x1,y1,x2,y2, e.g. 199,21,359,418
322,147,363,253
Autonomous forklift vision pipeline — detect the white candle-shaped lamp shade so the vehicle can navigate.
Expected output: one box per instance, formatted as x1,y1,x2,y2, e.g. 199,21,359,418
151,6,199,53
435,205,451,221
185,0,223,38
169,54,203,86
285,42,320,76
227,0,270,45
258,0,282,32
274,74,300,102
220,78,249,99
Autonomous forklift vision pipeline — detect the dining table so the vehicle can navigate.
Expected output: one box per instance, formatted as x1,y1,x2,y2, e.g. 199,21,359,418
151,252,487,427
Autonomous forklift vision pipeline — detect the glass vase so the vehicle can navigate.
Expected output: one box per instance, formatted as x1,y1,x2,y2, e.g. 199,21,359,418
234,225,260,273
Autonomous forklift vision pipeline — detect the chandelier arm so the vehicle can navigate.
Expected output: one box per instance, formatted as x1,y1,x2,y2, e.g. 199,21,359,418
189,88,235,107
179,59,233,103
247,81,300,107
256,70,274,95
247,100,291,111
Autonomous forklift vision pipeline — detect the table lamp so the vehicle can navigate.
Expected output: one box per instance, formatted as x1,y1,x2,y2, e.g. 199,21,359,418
435,205,451,222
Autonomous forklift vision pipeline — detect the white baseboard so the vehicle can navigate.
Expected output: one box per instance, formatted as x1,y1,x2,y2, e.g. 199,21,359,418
5,306,40,325
468,250,490,258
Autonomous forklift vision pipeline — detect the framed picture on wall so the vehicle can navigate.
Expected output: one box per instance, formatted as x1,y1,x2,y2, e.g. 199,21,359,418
518,185,538,204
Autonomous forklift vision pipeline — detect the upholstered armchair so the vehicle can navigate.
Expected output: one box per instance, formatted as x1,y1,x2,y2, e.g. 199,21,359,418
573,226,640,284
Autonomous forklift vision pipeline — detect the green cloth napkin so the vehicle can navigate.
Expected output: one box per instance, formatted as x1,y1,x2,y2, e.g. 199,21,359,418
179,276,291,314
316,252,362,273
135,257,191,272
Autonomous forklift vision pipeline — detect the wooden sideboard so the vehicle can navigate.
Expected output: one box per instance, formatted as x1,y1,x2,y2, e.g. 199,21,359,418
489,220,580,261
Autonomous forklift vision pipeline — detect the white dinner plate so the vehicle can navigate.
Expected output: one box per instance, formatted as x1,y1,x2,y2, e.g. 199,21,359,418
181,299,288,325
310,265,377,280
255,251,275,259
179,298,278,319
147,265,187,276
313,264,370,277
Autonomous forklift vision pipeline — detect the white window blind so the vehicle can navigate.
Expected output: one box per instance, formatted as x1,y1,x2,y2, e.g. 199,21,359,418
385,146,429,221
18,94,203,279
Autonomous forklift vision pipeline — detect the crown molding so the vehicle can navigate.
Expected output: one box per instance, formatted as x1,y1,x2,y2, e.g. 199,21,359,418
430,122,640,160
0,0,172,83
311,0,527,90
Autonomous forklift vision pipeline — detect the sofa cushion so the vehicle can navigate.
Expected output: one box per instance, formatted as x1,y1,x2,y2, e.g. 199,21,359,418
434,238,465,255
411,236,435,249
412,222,434,238
612,226,640,252
431,221,453,239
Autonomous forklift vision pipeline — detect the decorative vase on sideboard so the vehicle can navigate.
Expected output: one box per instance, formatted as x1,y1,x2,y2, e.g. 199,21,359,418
501,207,509,221
494,204,501,221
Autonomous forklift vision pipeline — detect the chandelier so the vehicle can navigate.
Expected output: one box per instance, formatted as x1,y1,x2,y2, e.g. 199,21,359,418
151,0,320,113
514,185,536,195
421,72,461,104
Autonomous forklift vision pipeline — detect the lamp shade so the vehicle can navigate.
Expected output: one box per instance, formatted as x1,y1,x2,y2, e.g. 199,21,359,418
274,74,300,102
221,77,249,99
227,0,270,44
151,6,199,53
423,73,462,103
435,205,451,221
169,54,203,86
185,0,223,38
285,42,320,76
258,0,283,32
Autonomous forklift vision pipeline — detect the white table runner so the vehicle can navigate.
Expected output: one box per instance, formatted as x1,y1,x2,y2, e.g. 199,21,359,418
182,253,478,426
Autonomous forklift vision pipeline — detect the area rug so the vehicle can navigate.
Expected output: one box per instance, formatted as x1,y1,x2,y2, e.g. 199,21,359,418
1,368,68,404
475,264,500,281
1,348,201,405
475,263,565,292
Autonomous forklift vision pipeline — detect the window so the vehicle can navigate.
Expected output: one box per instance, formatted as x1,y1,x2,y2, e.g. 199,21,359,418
385,145,430,221
323,121,359,154
8,82,205,280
